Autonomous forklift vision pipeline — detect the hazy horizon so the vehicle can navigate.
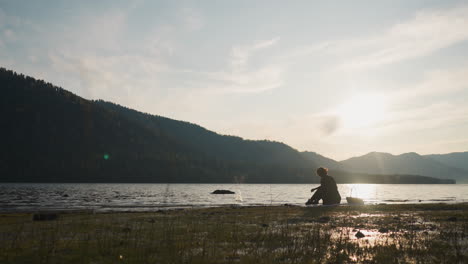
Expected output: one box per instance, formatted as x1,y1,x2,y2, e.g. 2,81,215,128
1,0,468,160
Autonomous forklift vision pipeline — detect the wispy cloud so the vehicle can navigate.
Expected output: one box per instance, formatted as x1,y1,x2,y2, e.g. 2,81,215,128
216,37,283,93
0,8,24,47
179,7,205,31
230,37,280,72
0,8,22,28
393,67,468,101
344,5,468,69
378,102,466,133
60,9,128,53
284,5,468,71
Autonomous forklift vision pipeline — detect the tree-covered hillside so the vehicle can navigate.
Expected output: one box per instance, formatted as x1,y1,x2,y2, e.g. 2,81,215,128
0,68,456,184
0,68,316,183
95,100,310,168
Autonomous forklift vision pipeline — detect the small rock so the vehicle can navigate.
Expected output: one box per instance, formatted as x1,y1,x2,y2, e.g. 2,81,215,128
261,223,269,228
225,255,240,261
62,194,69,197
447,216,457,222
211,190,235,194
122,227,132,232
355,231,365,238
378,227,389,233
32,213,59,221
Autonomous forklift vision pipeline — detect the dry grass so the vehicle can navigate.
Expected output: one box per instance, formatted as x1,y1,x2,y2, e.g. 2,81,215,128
0,203,467,264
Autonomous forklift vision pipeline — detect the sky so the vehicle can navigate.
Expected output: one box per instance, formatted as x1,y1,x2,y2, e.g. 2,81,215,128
1,0,468,160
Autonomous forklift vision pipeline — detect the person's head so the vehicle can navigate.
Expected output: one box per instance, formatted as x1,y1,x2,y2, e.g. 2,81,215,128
316,167,328,177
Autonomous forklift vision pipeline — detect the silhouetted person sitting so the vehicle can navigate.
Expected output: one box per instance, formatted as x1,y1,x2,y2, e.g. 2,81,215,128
306,167,341,205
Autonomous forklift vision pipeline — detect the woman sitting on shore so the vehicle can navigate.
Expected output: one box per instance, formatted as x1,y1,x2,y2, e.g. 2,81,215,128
306,167,341,205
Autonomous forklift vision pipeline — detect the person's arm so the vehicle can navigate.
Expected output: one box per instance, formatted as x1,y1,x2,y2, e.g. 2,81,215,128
311,186,321,192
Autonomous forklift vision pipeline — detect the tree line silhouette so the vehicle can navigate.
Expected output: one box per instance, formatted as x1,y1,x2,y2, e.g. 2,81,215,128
0,68,454,183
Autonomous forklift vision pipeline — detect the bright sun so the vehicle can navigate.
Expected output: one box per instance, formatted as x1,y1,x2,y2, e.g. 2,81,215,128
336,94,387,129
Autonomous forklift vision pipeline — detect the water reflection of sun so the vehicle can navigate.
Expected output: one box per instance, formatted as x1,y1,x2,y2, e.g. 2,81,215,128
347,184,377,200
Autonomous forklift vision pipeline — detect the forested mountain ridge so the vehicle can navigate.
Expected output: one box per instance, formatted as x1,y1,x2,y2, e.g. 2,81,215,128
1,68,197,182
0,67,457,183
95,100,310,168
0,67,317,183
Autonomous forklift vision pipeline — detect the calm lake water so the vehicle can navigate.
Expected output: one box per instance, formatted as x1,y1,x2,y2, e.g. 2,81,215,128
1,183,467,212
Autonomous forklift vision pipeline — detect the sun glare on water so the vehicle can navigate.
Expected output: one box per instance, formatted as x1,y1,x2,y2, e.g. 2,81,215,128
336,94,387,129
348,184,377,200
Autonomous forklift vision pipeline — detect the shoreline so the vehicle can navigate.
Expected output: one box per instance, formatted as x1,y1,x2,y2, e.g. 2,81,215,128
1,201,468,214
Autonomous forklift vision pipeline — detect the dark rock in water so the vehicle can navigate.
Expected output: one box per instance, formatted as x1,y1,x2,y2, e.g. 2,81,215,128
378,227,389,233
447,216,457,222
62,194,69,197
317,216,331,223
346,197,364,205
261,223,269,228
211,190,235,194
32,213,59,221
355,231,365,238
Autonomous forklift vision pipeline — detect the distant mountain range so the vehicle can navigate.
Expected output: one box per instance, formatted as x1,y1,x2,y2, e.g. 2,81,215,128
340,152,468,183
1,67,465,183
425,152,468,172
301,151,344,170
304,150,468,183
